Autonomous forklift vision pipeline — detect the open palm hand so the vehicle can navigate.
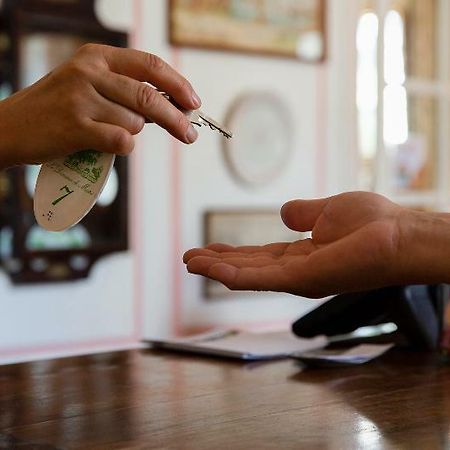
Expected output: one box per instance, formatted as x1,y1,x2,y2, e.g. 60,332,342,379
183,192,406,298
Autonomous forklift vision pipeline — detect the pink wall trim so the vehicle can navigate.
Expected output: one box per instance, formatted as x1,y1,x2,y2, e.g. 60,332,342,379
130,0,145,341
0,337,139,358
170,48,183,336
315,65,328,196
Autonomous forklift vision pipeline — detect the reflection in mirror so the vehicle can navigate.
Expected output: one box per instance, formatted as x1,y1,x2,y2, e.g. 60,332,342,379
26,224,91,250
0,226,13,259
20,33,85,88
0,82,12,100
29,257,49,273
46,263,70,280
0,172,10,201
3,258,23,274
69,254,89,271
0,33,10,55
97,166,119,207
25,165,41,198
0,0,129,283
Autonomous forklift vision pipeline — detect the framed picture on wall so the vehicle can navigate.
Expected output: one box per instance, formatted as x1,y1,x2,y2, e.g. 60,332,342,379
222,92,294,187
203,210,305,298
169,0,326,62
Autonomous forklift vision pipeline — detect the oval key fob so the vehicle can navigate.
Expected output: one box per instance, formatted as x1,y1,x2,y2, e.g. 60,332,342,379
34,150,115,231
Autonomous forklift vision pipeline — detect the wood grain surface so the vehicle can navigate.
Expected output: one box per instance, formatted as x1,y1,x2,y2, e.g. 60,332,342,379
0,348,449,449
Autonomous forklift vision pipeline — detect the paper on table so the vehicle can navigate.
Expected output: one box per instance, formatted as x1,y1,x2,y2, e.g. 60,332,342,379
148,330,328,361
291,343,394,366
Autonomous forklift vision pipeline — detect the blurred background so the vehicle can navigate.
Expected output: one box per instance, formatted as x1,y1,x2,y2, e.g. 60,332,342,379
0,0,446,364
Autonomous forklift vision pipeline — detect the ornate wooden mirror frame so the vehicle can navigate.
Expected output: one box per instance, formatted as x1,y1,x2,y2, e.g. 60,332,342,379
0,0,129,283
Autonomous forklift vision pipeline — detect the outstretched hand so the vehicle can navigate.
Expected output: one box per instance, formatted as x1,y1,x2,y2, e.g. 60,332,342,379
184,192,408,298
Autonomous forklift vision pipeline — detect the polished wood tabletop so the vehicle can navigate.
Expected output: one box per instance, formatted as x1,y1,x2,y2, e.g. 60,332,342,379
1,347,450,449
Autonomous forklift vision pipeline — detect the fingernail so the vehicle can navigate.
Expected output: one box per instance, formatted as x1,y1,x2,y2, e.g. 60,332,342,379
192,92,202,108
186,125,198,144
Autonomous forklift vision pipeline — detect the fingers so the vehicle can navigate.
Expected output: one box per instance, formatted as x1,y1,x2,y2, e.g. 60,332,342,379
205,243,236,252
186,252,315,296
185,239,364,298
75,45,201,144
187,254,288,273
101,46,201,111
94,72,197,143
280,197,332,231
93,95,145,135
184,240,315,294
183,242,291,263
83,120,134,155
204,264,293,293
219,243,291,256
187,254,294,292
183,248,221,263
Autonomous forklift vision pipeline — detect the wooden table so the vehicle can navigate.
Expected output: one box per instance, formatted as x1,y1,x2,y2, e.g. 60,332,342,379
0,348,449,449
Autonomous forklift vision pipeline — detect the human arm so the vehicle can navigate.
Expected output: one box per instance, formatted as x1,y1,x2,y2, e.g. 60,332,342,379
183,191,450,298
0,44,201,169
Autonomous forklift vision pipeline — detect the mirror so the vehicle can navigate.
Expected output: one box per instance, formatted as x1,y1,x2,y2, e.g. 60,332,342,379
0,0,129,283
20,32,85,87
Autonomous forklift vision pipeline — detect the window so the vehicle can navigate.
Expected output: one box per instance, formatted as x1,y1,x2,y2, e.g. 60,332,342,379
356,0,448,209
356,10,378,189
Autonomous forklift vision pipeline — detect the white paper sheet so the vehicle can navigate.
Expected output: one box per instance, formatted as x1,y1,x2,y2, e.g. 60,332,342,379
291,343,394,366
147,330,328,360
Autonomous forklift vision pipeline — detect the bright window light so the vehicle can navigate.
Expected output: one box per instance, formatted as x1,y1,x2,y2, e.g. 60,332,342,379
384,85,408,145
383,10,408,146
356,12,379,159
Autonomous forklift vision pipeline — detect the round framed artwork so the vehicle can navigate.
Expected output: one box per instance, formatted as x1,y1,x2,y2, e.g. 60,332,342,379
222,92,294,187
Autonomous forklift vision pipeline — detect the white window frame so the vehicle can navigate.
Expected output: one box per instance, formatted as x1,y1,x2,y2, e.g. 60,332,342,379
357,0,450,210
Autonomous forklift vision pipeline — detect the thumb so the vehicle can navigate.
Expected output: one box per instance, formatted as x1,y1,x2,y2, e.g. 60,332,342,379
280,197,331,232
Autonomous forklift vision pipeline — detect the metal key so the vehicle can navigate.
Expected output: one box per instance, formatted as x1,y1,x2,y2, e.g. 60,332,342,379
186,109,233,139
159,92,233,139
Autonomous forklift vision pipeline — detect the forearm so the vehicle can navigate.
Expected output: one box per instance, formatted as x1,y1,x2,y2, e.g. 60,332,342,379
398,209,450,285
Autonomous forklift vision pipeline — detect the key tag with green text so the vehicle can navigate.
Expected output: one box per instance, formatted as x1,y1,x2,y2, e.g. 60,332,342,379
34,150,115,231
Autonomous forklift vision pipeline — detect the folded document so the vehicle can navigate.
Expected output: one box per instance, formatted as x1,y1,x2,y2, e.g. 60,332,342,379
148,329,327,360
291,343,395,367
147,329,394,365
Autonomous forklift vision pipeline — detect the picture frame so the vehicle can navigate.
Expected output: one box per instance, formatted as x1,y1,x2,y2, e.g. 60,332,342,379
169,0,326,62
203,210,306,298
222,92,294,187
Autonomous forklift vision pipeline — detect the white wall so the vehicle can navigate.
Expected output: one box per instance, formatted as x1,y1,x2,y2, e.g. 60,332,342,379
0,0,358,362
138,0,356,337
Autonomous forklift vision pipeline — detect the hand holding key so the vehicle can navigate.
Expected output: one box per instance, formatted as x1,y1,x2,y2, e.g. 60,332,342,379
24,44,232,231
0,44,202,168
159,92,233,139
186,109,233,139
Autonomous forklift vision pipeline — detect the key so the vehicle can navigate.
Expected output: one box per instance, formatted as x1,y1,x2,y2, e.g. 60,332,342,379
159,92,233,139
187,109,233,139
